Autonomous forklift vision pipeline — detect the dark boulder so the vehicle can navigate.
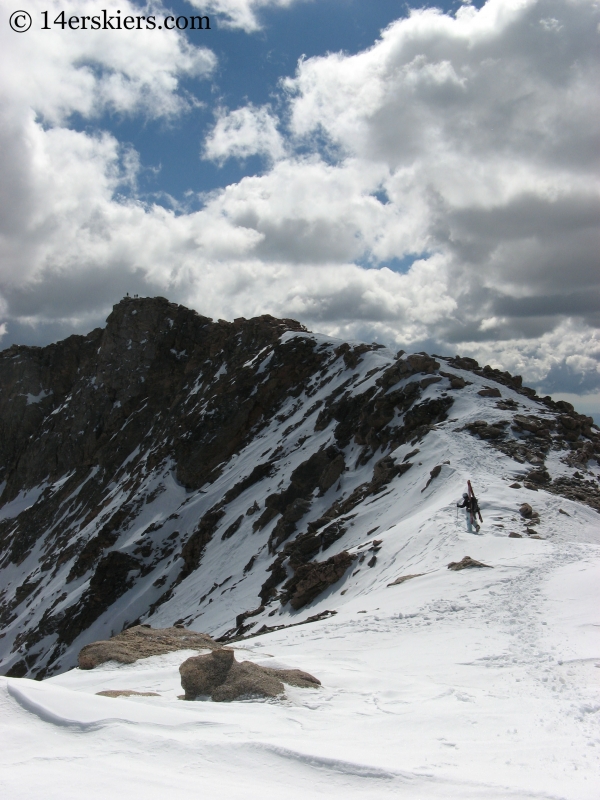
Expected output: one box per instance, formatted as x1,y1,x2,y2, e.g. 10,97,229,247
519,503,533,518
179,648,320,701
525,468,550,486
447,556,492,570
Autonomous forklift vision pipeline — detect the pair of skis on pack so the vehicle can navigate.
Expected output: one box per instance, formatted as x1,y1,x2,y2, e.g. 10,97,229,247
467,479,483,530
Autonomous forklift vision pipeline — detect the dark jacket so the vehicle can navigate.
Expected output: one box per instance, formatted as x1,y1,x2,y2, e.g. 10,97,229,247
458,495,479,513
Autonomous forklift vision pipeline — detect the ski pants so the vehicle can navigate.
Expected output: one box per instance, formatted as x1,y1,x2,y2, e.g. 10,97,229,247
465,508,476,532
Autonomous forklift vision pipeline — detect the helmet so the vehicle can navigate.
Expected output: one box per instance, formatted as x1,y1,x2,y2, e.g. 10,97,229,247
463,493,469,498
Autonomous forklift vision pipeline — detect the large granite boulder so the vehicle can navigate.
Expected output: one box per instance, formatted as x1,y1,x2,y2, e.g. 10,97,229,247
179,648,320,701
78,625,220,669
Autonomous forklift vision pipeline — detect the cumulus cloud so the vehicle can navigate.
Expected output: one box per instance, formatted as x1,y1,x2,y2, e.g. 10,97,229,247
204,105,286,163
1,1,215,124
0,0,598,404
455,321,600,396
0,0,215,291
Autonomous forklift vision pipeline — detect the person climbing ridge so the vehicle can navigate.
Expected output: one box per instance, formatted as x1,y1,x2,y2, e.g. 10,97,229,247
457,484,481,533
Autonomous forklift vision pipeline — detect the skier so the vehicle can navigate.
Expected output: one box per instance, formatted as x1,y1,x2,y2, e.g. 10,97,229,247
457,492,481,533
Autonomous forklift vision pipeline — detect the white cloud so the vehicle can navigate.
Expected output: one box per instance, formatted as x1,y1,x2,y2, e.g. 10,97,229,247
0,0,215,287
456,320,600,393
1,0,215,123
204,105,286,163
0,0,599,402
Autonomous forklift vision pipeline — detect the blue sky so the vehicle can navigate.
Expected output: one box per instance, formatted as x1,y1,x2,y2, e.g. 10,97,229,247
103,0,472,205
0,0,598,417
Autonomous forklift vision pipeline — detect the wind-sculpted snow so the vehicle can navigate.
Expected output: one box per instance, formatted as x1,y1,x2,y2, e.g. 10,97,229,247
0,295,599,698
1,537,598,798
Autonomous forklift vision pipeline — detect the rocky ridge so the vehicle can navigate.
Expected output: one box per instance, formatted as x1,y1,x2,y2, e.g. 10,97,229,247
0,296,599,679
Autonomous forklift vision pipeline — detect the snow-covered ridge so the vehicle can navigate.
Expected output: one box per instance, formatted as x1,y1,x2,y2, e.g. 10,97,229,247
1,297,599,798
0,296,598,685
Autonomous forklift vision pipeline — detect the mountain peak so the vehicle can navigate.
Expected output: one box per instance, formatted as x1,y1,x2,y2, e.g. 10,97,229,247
0,299,598,679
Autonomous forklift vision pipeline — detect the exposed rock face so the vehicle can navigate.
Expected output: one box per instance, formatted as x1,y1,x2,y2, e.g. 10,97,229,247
281,550,356,610
545,474,600,511
460,404,600,507
179,649,320,701
60,552,142,646
221,609,337,643
1,300,322,674
422,465,442,491
78,625,220,669
259,445,346,550
0,301,306,504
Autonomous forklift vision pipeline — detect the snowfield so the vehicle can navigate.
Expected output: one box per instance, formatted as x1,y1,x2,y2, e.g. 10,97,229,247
1,424,599,798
